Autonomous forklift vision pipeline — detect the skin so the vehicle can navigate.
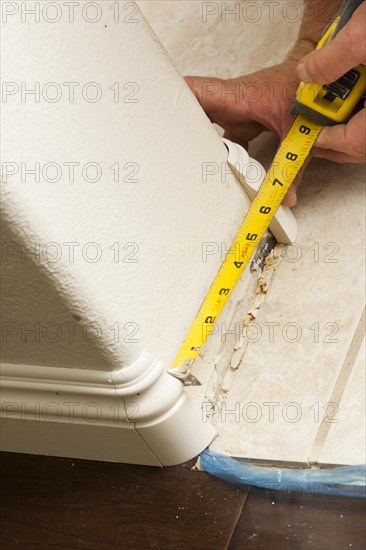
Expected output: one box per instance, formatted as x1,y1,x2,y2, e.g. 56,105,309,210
185,0,365,207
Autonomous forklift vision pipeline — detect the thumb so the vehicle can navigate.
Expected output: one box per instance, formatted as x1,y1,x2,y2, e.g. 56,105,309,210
297,8,365,84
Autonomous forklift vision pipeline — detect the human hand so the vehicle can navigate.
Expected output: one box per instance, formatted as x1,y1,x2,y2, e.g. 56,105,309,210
185,61,299,150
185,60,302,206
297,1,366,163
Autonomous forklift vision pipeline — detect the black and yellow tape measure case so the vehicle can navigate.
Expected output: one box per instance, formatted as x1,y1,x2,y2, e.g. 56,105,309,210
292,0,366,126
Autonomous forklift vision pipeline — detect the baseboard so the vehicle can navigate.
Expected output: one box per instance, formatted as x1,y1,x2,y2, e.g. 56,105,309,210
0,354,216,466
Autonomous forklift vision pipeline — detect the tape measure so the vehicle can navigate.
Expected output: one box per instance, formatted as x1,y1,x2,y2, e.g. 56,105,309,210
170,0,366,383
170,115,322,377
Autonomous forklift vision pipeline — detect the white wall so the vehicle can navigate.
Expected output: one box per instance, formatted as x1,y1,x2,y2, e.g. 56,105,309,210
1,1,251,373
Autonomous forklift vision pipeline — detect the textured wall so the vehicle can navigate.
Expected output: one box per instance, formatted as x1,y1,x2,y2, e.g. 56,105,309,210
1,1,251,371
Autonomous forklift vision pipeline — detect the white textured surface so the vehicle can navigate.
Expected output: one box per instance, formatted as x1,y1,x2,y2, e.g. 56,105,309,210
1,1,251,371
318,337,366,466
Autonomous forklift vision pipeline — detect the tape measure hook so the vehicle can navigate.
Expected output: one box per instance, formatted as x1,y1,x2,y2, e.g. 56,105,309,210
168,362,202,387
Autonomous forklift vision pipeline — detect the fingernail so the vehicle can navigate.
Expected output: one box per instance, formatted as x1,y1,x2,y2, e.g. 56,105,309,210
297,62,311,83
314,127,328,148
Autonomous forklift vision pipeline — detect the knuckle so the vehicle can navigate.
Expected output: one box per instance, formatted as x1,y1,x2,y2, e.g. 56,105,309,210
306,52,333,83
349,30,366,64
346,129,366,157
351,139,366,157
341,20,365,64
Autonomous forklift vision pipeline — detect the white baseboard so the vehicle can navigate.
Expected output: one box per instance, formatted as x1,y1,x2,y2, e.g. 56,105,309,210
0,353,216,466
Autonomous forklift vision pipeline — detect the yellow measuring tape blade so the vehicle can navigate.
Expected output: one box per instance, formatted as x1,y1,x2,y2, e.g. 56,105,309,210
171,114,323,371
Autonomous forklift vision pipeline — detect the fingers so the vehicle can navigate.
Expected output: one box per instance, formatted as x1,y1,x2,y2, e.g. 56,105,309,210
184,76,219,107
283,108,365,205
316,125,348,153
315,107,366,159
185,75,268,143
281,154,312,207
312,148,366,164
282,185,299,208
184,76,220,123
184,76,248,116
184,76,222,120
226,120,269,146
297,3,366,84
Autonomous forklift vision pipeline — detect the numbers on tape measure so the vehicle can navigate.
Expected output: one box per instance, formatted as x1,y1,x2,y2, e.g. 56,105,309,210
219,288,230,295
286,152,298,161
272,178,283,187
246,233,258,241
259,206,272,214
299,125,311,135
205,316,216,324
170,115,324,371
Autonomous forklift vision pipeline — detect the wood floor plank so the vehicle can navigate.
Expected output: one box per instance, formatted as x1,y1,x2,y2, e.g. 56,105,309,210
0,452,248,550
228,487,366,550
